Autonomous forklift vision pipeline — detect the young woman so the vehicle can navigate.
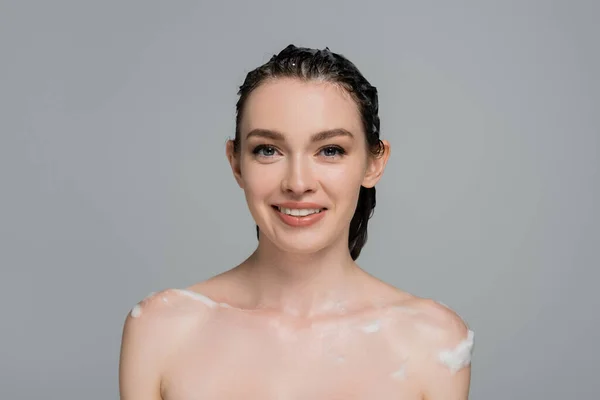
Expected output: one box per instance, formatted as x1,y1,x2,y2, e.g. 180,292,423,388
119,44,474,399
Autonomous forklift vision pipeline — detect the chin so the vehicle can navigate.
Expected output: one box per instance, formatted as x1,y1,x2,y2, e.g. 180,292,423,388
276,240,326,256
267,229,339,256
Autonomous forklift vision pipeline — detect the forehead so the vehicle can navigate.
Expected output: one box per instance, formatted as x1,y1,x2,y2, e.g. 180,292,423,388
240,78,363,138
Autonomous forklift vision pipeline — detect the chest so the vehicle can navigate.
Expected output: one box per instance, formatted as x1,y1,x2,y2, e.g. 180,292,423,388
163,363,419,400
161,319,421,400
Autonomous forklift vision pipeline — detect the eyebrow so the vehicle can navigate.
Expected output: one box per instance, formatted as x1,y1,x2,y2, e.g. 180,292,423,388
245,128,355,142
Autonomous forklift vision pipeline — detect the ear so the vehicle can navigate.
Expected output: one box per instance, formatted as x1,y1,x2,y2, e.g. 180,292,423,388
362,140,391,188
226,139,244,189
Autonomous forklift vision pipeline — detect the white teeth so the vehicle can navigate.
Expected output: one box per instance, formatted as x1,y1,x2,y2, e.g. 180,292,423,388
278,207,323,217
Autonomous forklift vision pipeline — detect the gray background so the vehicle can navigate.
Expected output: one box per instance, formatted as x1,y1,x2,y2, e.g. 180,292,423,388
1,1,598,399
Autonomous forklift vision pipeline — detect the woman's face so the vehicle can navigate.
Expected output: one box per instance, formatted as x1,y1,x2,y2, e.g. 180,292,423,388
228,78,388,255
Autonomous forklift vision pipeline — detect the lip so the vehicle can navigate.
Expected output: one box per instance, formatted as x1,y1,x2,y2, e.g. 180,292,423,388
274,202,327,209
272,202,327,228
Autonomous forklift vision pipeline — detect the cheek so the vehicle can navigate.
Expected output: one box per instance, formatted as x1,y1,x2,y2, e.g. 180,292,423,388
241,162,281,200
321,165,364,185
319,162,366,201
323,158,366,184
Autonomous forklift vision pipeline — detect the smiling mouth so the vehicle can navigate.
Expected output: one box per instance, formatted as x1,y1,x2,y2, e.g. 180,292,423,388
272,205,326,217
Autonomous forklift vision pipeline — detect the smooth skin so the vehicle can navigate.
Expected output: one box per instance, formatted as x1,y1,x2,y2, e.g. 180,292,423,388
119,78,471,399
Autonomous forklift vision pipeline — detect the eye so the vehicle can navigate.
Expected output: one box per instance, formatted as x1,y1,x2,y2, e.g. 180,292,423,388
252,144,280,158
319,146,346,158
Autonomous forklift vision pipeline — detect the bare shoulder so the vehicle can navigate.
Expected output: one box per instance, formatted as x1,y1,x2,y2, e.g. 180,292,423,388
387,296,474,399
119,288,216,399
126,287,223,324
364,277,468,337
400,297,472,344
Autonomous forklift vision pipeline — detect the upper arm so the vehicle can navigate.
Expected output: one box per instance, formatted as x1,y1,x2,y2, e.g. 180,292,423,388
119,291,174,400
412,300,475,400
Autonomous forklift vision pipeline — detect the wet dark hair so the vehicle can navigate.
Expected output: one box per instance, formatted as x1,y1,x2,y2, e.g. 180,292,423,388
233,44,384,260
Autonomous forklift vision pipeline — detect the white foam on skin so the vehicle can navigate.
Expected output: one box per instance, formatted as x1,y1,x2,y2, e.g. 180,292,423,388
174,289,219,308
130,304,142,318
130,289,228,318
129,292,156,318
389,356,409,381
438,329,475,373
390,365,406,380
361,320,381,333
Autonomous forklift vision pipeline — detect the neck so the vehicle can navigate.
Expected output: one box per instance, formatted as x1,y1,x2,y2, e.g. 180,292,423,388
239,237,365,318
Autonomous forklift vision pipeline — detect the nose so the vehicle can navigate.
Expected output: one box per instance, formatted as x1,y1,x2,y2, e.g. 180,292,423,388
281,155,317,195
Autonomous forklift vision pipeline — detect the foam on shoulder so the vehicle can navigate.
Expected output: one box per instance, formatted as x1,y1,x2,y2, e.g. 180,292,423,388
129,288,229,319
438,329,474,373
